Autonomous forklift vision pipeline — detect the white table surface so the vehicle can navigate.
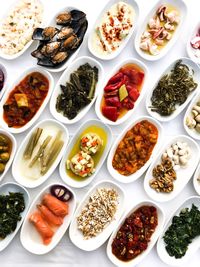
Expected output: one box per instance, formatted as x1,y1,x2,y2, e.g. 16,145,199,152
0,0,200,266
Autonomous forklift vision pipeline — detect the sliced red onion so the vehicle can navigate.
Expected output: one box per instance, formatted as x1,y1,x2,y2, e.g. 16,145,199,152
191,36,200,49
50,185,73,202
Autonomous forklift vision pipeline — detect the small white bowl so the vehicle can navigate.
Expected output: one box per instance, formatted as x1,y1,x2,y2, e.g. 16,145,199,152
107,200,165,267
134,0,187,61
0,67,54,134
12,119,69,188
0,0,44,60
186,21,200,64
183,90,200,140
69,180,125,251
0,129,16,183
193,162,200,195
0,182,30,252
157,196,200,266
32,6,88,73
146,57,200,122
88,0,139,60
107,116,163,184
0,62,7,99
20,182,76,255
144,135,200,202
50,56,104,124
95,58,148,125
59,119,113,188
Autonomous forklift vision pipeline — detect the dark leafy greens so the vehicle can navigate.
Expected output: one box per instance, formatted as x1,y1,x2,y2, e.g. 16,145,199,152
163,204,200,259
56,63,98,119
150,60,198,116
0,192,25,239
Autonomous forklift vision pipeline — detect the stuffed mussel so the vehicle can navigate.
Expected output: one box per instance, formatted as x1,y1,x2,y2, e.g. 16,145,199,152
31,10,88,68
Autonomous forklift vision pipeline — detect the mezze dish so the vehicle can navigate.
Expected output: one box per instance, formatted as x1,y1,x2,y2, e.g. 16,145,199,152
95,58,148,125
0,62,7,99
187,21,200,64
146,58,200,122
107,116,163,183
31,8,88,72
0,0,43,60
69,180,125,251
193,162,200,196
107,200,165,266
59,119,112,188
88,0,139,60
144,135,199,202
0,68,54,134
12,119,69,188
20,183,76,255
135,0,187,61
157,196,200,266
0,182,30,252
50,56,104,124
0,130,16,182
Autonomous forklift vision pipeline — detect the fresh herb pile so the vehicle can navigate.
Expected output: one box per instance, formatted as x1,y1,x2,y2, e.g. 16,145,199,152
150,60,198,116
0,192,25,239
163,204,200,258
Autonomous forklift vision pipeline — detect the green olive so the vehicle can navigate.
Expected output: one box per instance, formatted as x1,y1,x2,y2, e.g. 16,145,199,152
0,152,10,162
0,163,5,173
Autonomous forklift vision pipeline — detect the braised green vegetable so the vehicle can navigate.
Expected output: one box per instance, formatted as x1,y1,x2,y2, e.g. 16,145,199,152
163,204,200,258
56,63,98,120
23,128,43,159
0,192,25,239
150,60,198,116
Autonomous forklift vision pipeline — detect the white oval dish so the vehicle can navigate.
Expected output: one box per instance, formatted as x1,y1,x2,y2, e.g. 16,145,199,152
107,200,165,266
0,182,30,252
59,119,112,188
32,6,88,73
0,67,54,134
134,0,187,61
88,0,139,60
157,196,200,266
69,180,125,251
20,182,76,255
193,162,200,195
186,21,200,64
95,58,148,125
0,0,44,60
0,62,7,99
146,58,200,122
107,116,163,184
183,90,200,140
144,135,200,202
50,56,104,124
0,129,17,183
12,119,69,188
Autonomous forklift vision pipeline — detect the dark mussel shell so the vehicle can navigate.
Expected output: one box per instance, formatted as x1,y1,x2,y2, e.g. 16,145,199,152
32,27,58,41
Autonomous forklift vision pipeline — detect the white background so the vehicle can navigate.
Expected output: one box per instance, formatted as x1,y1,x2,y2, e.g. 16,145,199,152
0,0,200,266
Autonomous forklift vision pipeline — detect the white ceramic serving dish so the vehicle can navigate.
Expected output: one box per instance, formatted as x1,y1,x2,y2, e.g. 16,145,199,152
0,62,7,99
134,0,187,61
107,116,163,184
88,0,139,60
50,56,104,124
69,180,125,251
59,119,112,188
12,119,69,188
193,162,200,195
186,21,200,64
20,183,76,255
183,90,200,140
144,135,200,202
157,196,200,266
0,0,44,60
107,200,165,266
0,129,16,183
33,6,88,72
0,182,30,252
95,58,148,125
146,58,200,122
0,67,54,134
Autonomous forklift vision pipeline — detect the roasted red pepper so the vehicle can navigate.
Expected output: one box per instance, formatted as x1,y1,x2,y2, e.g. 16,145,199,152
102,106,119,122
